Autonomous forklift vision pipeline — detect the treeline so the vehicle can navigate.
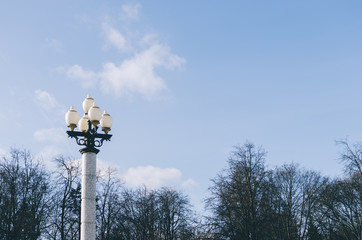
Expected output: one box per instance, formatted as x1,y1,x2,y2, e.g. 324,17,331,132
0,150,196,240
206,142,361,240
0,141,360,240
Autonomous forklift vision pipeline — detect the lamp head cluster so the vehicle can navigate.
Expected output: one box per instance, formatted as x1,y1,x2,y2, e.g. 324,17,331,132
65,94,112,134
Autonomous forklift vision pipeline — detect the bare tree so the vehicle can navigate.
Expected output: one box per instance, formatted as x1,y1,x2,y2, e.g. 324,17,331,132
101,186,197,240
121,187,159,240
273,163,301,240
156,187,196,240
315,140,362,240
46,156,81,240
274,164,328,240
296,170,328,240
0,148,50,240
337,140,362,176
206,142,274,240
318,177,361,240
96,167,123,240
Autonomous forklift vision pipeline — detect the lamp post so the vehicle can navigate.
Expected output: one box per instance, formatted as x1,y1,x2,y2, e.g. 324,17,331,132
65,94,112,240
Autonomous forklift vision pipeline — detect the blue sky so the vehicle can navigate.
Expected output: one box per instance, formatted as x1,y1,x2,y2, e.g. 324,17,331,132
1,1,362,211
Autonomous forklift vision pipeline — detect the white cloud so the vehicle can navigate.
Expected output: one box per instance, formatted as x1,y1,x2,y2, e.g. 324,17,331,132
97,158,121,175
103,24,127,51
34,90,57,111
139,33,159,47
34,128,66,143
122,165,182,189
66,44,185,98
66,65,97,88
121,3,141,20
0,147,8,158
181,178,197,188
35,145,63,170
63,4,185,99
99,44,185,97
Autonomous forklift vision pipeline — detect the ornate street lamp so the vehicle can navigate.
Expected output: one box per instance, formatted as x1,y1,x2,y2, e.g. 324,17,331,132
65,94,112,240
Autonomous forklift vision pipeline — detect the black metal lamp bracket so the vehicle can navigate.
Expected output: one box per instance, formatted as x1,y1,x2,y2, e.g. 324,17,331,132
66,120,112,151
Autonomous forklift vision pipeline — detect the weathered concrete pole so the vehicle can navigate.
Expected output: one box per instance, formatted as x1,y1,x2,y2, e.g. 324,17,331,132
80,149,99,240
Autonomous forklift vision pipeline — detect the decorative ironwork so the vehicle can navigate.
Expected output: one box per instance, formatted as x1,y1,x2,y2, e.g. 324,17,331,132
67,119,112,151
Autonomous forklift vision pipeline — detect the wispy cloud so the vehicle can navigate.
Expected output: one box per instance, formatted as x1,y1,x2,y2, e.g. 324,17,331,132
66,65,97,88
34,90,57,111
45,38,63,53
35,145,63,170
97,158,120,173
100,44,185,97
181,178,197,188
0,147,8,158
122,165,182,189
34,128,66,143
103,24,127,51
63,3,185,99
67,44,185,97
121,3,141,20
66,42,184,98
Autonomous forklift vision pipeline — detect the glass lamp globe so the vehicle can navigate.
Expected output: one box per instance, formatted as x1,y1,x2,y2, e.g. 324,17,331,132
78,114,89,132
100,110,112,134
82,94,95,114
88,102,102,126
65,106,79,131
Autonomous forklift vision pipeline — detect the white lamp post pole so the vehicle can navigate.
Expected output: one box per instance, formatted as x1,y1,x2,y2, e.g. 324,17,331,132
80,149,97,240
65,94,112,240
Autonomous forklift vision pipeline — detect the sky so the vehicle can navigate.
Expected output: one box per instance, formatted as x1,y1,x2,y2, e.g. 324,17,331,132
1,1,362,211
